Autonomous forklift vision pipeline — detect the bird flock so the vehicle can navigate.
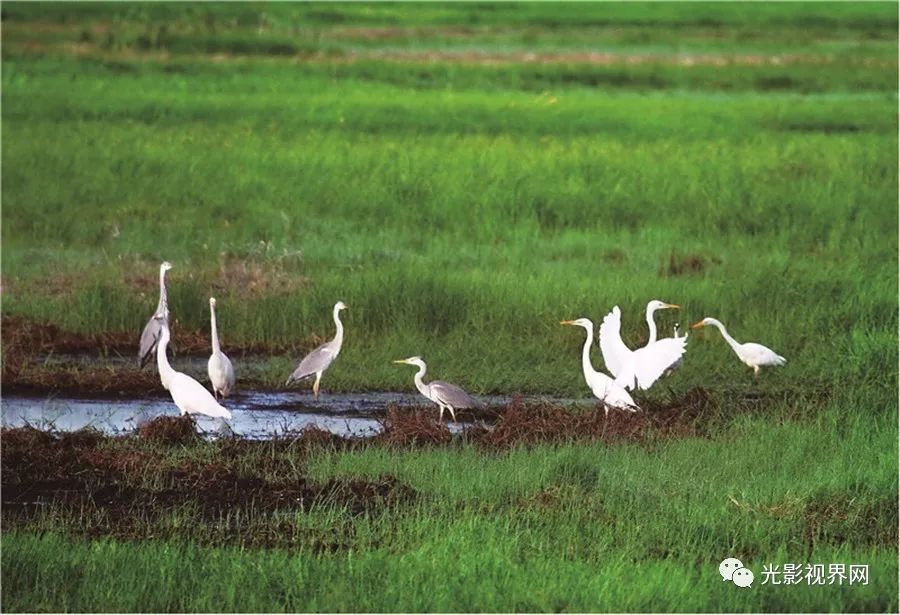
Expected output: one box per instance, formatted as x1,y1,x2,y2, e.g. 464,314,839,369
140,261,786,423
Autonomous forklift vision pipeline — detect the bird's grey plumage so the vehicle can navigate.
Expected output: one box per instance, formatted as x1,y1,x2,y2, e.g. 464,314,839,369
284,301,347,398
430,380,480,409
286,344,335,385
139,262,172,369
393,356,480,422
139,317,163,368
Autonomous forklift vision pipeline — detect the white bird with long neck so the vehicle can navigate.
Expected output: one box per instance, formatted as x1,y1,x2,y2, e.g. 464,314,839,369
643,299,680,345
207,297,235,399
561,318,637,413
598,300,686,391
286,301,348,399
138,261,172,369
691,317,786,377
392,356,479,423
155,315,231,419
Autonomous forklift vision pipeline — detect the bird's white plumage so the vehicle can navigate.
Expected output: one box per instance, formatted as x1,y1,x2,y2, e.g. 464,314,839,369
561,318,637,412
598,302,686,391
614,337,688,390
207,298,236,399
691,317,786,376
157,318,231,419
598,306,631,378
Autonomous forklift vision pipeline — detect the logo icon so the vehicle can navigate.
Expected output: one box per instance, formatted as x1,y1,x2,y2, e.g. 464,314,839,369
720,557,754,588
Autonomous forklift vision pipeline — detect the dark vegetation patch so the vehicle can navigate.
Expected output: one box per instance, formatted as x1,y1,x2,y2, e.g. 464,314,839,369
470,388,716,449
137,416,201,445
1,425,413,549
780,121,864,134
0,316,280,395
375,388,719,451
375,407,453,447
728,490,898,550
659,251,723,277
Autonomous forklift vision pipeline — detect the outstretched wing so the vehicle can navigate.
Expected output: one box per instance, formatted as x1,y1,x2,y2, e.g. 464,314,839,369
430,380,479,409
627,337,688,390
287,344,335,384
598,306,633,378
139,316,162,368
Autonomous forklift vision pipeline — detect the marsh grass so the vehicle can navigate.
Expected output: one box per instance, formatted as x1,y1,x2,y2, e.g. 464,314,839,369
2,402,897,611
1,3,897,611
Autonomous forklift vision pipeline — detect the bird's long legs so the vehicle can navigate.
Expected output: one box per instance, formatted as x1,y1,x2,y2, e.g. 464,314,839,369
448,407,457,423
313,372,322,399
438,406,444,422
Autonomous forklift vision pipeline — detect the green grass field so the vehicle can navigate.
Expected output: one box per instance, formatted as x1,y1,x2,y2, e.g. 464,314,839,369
1,2,898,612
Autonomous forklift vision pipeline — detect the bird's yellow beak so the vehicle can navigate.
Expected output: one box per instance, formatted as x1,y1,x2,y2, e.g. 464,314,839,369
665,303,680,310
690,320,705,329
560,319,576,326
392,359,407,365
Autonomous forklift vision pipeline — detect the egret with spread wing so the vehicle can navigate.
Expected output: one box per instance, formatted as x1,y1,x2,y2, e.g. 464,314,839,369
691,317,786,377
138,261,172,369
392,356,479,422
561,318,637,413
155,315,231,419
207,297,235,399
598,301,687,391
285,301,347,398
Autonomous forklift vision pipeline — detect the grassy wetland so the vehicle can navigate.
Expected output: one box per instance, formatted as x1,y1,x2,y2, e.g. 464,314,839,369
1,2,898,612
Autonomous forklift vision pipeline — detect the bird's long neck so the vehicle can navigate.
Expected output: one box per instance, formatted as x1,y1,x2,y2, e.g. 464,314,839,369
579,324,598,382
156,267,169,316
710,319,741,352
210,304,221,354
331,307,344,352
645,304,659,344
412,362,430,398
156,325,176,385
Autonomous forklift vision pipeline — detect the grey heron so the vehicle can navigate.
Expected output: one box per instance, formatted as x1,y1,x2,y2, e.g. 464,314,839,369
155,315,231,419
560,318,637,413
691,317,786,377
138,261,172,368
392,356,479,423
285,301,347,398
597,302,687,391
207,297,236,399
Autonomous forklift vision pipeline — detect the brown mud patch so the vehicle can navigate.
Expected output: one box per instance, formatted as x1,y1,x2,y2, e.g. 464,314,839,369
2,425,413,548
374,388,717,450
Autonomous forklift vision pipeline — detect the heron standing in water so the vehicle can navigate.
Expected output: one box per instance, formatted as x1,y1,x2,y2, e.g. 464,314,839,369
155,315,232,419
207,297,235,399
392,356,480,423
285,301,348,399
138,261,172,368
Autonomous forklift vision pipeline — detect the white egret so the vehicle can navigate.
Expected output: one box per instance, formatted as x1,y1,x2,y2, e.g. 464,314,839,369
643,299,681,344
138,261,172,368
691,317,786,377
286,301,347,398
560,318,637,413
207,297,235,399
598,302,687,391
392,356,479,422
155,316,232,419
